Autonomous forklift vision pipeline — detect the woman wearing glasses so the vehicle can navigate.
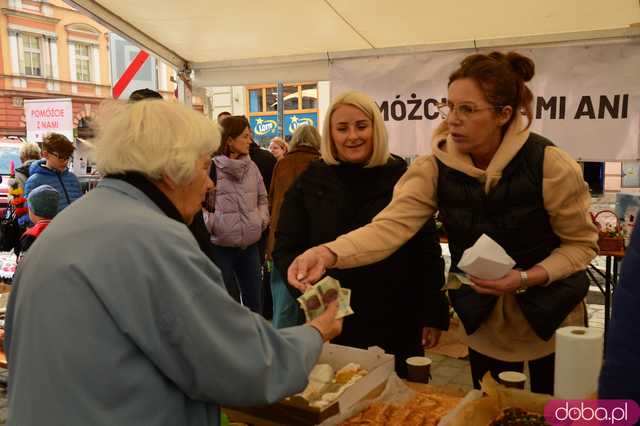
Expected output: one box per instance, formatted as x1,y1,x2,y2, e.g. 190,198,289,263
24,133,83,212
287,51,598,394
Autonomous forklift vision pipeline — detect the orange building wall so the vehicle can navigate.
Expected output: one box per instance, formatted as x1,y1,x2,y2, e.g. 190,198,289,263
0,1,10,87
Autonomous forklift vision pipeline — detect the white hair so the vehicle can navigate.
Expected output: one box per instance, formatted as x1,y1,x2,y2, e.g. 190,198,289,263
19,142,41,161
93,100,220,185
321,91,390,168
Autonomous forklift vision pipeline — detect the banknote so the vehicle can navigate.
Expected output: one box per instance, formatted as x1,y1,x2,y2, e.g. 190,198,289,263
338,288,354,318
298,276,354,321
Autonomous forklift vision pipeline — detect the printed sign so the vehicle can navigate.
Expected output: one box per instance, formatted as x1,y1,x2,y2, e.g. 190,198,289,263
250,115,278,138
109,33,157,100
24,98,74,142
330,41,640,160
284,113,317,136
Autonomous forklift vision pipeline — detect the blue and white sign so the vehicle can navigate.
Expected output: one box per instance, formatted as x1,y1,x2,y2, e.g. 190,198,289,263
250,115,278,139
250,112,319,142
284,113,317,136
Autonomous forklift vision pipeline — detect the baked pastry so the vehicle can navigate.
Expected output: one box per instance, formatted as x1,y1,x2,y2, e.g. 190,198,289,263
300,364,334,401
489,407,550,425
341,390,463,426
342,403,394,425
335,363,367,385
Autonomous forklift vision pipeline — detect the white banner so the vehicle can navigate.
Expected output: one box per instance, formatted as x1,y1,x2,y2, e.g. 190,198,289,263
330,41,640,161
24,98,74,143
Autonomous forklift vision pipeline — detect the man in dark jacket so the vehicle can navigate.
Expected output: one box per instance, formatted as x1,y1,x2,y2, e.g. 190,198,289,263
249,140,276,193
248,137,277,319
599,223,640,403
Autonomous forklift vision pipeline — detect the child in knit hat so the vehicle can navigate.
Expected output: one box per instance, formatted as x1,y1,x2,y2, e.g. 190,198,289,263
15,184,59,260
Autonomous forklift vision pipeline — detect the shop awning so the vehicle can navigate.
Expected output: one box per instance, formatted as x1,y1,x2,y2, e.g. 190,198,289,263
65,0,640,87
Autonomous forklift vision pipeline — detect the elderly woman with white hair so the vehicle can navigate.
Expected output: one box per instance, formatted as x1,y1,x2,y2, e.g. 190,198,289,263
15,141,41,190
272,91,449,377
4,100,342,426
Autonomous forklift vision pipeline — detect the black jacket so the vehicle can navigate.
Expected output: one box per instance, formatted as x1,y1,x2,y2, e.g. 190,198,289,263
188,212,216,265
438,133,588,340
273,157,448,375
249,142,277,192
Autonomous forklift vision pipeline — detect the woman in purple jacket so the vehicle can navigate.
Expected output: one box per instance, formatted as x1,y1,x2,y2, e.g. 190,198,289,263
205,116,270,313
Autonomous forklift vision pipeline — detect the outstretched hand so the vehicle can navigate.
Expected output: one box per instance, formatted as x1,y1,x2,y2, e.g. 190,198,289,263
287,246,337,292
308,300,343,342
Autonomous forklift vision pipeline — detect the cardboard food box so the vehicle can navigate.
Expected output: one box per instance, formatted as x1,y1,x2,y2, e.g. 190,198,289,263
226,344,395,425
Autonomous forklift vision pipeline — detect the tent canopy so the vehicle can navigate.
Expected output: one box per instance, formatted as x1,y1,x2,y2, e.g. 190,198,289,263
66,0,640,86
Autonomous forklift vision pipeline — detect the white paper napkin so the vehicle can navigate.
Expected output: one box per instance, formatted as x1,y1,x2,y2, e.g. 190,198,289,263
457,234,515,280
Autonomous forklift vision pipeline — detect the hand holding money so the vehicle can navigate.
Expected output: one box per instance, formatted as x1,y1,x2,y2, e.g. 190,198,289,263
298,276,354,322
308,301,343,342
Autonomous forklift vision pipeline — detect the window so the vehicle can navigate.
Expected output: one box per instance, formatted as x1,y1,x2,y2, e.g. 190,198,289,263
75,43,92,82
248,89,263,113
622,162,640,188
0,144,22,176
282,85,299,110
22,34,42,76
301,84,318,109
266,88,278,112
246,83,320,147
247,83,318,114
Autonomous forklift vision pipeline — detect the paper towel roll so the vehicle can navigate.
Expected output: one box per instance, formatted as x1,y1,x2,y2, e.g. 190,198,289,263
554,326,604,398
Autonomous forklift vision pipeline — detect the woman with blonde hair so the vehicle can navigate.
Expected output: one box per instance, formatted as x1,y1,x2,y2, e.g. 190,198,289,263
273,91,448,376
269,137,288,160
267,124,321,327
5,100,342,425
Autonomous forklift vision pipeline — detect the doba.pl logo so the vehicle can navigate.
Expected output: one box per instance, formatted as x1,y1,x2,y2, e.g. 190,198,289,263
545,400,640,425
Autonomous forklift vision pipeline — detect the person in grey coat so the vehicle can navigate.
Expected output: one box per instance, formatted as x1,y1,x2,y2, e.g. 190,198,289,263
4,100,342,426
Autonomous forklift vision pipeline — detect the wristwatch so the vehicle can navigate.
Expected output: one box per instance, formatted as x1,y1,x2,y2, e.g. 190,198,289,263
516,271,529,294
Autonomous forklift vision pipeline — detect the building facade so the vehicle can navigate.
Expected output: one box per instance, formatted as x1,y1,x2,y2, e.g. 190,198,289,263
0,0,192,139
207,81,330,146
0,0,114,137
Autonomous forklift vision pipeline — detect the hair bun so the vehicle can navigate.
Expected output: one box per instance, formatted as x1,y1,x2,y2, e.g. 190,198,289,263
505,52,535,82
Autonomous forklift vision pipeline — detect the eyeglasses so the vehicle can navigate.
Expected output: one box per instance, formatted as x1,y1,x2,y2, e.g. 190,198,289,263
49,152,71,161
436,102,504,120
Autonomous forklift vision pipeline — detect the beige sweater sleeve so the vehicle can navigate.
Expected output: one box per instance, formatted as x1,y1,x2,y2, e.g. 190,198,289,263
537,147,599,283
325,155,439,269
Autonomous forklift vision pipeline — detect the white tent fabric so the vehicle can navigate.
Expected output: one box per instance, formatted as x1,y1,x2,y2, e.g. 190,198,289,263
66,0,640,86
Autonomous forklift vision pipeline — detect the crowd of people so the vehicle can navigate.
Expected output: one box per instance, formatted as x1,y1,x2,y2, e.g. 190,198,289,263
2,50,637,425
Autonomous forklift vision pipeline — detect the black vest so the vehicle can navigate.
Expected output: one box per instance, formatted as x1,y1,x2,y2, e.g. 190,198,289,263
437,133,588,340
